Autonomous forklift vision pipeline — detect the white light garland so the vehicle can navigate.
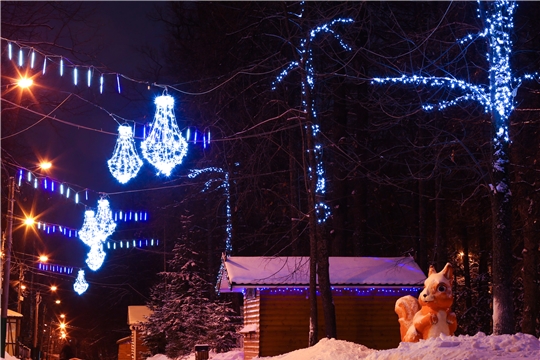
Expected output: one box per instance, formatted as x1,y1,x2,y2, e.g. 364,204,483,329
141,94,188,176
73,269,89,295
108,124,144,184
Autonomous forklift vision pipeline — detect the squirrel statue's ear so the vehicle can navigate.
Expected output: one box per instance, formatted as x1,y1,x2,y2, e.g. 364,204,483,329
428,265,437,276
441,263,453,281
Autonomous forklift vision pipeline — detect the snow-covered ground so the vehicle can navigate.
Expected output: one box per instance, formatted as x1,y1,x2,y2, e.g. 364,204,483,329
146,332,540,360
3,332,539,360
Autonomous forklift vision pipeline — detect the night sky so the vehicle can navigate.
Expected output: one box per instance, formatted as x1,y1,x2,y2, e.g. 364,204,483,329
2,1,175,355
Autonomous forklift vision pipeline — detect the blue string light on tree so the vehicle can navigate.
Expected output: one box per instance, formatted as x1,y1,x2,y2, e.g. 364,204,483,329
108,124,143,184
272,17,353,223
73,269,89,295
141,94,188,176
371,0,539,334
189,167,232,255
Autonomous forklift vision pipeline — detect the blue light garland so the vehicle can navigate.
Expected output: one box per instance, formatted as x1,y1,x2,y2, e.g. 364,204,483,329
37,262,74,275
35,221,78,238
238,286,421,297
106,238,159,250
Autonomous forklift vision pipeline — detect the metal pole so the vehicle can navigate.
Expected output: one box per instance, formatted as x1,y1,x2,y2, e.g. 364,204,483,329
1,176,15,358
33,291,42,360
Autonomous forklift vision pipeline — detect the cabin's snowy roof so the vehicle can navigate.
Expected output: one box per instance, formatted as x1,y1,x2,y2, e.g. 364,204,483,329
218,256,426,292
0,309,23,318
127,305,153,325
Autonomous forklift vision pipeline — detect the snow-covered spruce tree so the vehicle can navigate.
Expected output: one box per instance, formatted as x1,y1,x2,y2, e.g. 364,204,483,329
142,242,239,357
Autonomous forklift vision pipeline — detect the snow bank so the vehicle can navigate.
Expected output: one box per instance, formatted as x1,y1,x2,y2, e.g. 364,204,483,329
146,349,244,360
258,338,375,359
146,333,540,360
365,333,540,360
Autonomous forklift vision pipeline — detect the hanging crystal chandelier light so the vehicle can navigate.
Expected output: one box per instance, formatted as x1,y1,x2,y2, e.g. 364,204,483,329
73,269,89,295
141,94,188,176
95,198,116,238
108,124,143,184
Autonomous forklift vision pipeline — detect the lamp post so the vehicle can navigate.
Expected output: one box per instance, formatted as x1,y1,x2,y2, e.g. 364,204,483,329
1,176,15,358
33,291,42,360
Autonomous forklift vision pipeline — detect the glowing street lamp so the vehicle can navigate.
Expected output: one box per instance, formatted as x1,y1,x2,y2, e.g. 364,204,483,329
38,255,48,263
50,285,57,292
39,161,52,171
24,217,35,226
17,77,33,88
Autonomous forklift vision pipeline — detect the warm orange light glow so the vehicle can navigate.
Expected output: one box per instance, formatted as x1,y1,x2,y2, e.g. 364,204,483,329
59,323,66,330
39,255,49,263
60,332,66,339
55,299,61,304
17,77,33,88
60,314,65,319
50,285,57,291
21,284,26,290
40,161,52,170
24,217,35,226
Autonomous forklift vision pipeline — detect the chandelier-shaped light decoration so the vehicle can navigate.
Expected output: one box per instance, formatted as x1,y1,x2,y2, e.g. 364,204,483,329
95,198,116,238
73,269,89,295
141,94,188,176
78,210,102,247
78,198,116,272
108,124,143,184
86,244,106,271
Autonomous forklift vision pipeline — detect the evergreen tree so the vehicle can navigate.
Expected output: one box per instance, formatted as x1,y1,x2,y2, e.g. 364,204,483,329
142,236,239,357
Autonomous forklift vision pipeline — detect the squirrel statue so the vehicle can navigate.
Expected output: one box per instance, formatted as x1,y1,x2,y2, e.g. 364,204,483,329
395,262,458,342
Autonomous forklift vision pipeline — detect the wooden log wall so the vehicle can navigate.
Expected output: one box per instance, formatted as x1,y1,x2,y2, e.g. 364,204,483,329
242,289,403,359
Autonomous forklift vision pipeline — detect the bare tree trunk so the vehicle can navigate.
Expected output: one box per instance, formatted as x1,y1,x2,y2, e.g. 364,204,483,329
462,225,472,309
519,198,539,334
289,125,302,256
434,177,447,270
417,180,428,273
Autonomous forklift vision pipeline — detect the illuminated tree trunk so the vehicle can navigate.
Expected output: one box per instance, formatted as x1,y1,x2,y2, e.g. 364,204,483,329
486,0,514,334
489,113,514,335
302,67,337,342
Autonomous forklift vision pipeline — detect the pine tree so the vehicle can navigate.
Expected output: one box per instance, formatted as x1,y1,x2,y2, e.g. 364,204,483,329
142,241,239,358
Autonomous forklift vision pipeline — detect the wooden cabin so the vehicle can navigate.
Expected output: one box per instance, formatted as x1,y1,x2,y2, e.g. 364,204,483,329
0,308,23,357
116,336,131,360
117,306,153,360
218,256,426,360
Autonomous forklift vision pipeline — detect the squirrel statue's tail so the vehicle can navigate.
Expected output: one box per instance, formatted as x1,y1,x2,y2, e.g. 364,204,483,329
395,295,421,342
